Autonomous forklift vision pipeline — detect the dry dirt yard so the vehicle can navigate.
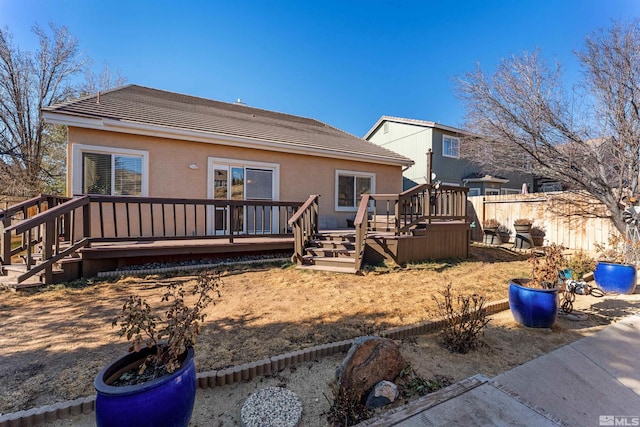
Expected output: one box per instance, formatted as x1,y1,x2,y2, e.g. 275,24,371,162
1,246,639,426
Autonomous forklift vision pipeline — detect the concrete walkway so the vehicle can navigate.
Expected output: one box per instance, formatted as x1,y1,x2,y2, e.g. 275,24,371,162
362,314,640,426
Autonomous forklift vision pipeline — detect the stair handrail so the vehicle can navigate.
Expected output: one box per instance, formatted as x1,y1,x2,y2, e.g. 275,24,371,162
4,196,90,235
397,184,430,231
0,194,70,223
2,195,90,283
1,194,73,263
288,195,320,264
353,193,370,272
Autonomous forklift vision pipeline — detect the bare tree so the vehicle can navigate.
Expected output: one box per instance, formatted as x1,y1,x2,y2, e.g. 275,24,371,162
0,24,87,196
82,62,127,95
456,21,640,235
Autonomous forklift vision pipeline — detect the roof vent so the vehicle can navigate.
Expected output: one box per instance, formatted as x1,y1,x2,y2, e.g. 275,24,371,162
235,98,247,106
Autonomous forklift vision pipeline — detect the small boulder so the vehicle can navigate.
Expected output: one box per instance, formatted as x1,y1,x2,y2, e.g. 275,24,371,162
366,380,399,408
337,336,405,401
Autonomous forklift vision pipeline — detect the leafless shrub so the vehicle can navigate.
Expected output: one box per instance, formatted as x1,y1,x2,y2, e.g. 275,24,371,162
432,283,490,353
324,383,373,427
529,243,566,289
565,249,597,279
112,270,221,384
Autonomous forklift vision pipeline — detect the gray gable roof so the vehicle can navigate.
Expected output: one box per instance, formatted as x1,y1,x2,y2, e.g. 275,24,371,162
44,85,412,166
364,115,468,140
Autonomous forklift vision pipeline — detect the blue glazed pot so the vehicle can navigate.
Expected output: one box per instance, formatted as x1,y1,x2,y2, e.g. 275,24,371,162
94,346,196,427
509,279,558,328
594,262,637,294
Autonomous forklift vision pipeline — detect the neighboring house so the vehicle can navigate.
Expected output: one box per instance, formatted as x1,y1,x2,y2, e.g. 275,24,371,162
43,85,413,228
364,116,534,195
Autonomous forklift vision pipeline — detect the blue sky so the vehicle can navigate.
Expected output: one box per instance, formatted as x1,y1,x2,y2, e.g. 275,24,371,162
1,0,638,136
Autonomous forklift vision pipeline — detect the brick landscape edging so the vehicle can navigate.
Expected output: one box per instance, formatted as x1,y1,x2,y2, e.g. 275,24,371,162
0,298,510,427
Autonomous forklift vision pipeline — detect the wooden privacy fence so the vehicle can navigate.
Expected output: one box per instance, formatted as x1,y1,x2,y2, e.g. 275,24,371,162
468,192,615,251
0,195,31,210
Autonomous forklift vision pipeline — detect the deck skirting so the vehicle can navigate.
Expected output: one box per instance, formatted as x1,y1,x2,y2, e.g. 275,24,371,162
364,222,470,265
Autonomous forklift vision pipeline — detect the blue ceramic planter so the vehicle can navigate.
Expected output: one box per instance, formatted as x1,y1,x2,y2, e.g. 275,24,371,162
94,346,196,427
509,279,558,328
594,262,637,294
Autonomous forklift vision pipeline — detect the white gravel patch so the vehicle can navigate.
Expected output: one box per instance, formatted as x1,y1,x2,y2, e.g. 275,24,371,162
241,387,303,427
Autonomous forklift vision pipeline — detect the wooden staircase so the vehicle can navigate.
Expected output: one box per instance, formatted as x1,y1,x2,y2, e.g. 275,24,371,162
1,249,82,290
297,231,359,273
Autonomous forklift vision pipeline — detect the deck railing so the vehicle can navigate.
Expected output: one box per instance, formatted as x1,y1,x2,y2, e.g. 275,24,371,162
2,195,303,284
288,195,319,264
365,184,469,234
83,195,302,242
0,194,71,264
350,184,468,272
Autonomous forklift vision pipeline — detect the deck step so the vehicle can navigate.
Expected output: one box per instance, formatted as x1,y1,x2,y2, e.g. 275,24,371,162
309,240,356,247
2,264,28,273
305,247,355,258
0,271,43,290
296,231,361,273
312,233,355,243
301,255,356,270
1,257,74,290
296,264,357,274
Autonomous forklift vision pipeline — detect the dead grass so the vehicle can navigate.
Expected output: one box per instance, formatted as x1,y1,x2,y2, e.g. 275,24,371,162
0,246,544,413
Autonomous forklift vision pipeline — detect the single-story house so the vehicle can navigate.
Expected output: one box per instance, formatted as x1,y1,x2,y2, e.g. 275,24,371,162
43,85,413,228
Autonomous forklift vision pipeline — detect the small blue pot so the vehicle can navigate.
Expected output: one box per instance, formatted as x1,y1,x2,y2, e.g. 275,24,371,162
509,279,558,328
94,346,196,427
594,262,637,294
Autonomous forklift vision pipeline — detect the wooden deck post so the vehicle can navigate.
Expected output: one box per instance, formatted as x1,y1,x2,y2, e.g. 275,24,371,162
83,202,91,248
1,220,11,265
43,219,55,284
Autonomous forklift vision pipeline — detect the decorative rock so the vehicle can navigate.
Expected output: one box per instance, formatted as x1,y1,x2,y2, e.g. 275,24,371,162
241,387,302,427
366,380,399,408
337,336,405,401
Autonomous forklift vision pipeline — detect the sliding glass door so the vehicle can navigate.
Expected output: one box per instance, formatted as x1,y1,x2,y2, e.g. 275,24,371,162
211,162,277,235
246,168,273,233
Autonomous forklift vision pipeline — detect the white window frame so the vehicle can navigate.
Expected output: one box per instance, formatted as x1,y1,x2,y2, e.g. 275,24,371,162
442,135,460,159
467,188,481,197
207,157,280,235
485,189,500,196
72,144,149,196
335,170,376,212
207,157,280,200
501,188,521,195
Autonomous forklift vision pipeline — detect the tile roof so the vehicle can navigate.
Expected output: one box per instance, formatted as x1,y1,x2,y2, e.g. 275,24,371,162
44,85,412,166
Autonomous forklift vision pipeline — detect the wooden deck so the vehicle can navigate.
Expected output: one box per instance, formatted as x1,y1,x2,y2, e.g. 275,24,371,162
1,184,471,285
291,185,470,272
78,236,294,277
0,195,303,286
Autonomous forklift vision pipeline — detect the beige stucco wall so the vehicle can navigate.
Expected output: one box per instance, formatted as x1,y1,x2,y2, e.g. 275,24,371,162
67,127,404,226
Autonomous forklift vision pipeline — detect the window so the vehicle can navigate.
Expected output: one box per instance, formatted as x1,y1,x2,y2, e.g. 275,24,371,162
501,188,521,195
443,135,460,158
73,145,148,196
485,189,500,195
336,170,374,210
467,188,481,197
